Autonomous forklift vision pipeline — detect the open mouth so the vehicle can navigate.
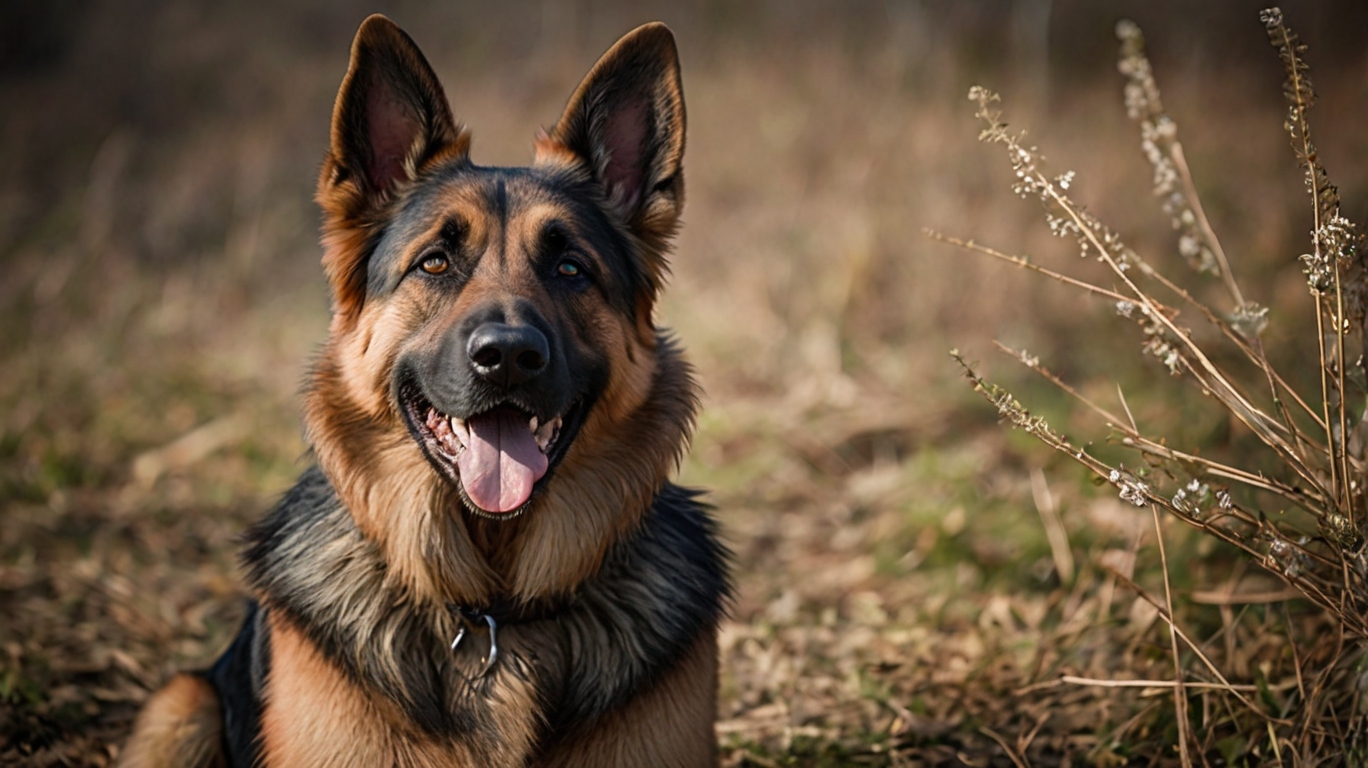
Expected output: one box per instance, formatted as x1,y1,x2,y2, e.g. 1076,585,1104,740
400,386,581,517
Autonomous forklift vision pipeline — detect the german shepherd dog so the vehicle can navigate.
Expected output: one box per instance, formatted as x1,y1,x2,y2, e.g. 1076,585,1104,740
120,15,728,768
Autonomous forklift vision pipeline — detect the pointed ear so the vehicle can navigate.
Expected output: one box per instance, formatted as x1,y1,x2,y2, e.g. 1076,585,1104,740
318,15,468,319
537,23,686,257
321,14,468,214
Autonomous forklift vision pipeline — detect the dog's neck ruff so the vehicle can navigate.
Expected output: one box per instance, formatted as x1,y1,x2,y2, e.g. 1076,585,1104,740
242,466,730,740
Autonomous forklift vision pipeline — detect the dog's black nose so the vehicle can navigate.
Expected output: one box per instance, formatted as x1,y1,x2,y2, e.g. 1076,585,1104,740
467,323,549,387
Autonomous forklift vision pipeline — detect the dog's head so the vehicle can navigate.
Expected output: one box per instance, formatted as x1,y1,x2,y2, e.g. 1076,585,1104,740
305,15,693,553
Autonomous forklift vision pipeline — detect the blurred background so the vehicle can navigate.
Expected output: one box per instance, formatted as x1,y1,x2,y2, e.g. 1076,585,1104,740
4,1,1368,764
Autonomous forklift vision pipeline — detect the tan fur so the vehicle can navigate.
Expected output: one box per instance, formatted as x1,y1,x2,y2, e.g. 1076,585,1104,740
259,613,542,768
303,359,497,605
256,604,717,768
537,627,719,768
117,674,226,768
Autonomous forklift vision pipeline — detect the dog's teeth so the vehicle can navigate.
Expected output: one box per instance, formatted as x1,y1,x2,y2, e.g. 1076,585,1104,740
529,416,539,433
430,414,451,439
534,417,562,453
450,417,468,448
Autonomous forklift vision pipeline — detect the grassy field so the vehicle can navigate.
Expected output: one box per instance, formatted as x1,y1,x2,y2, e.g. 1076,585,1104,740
4,1,1368,764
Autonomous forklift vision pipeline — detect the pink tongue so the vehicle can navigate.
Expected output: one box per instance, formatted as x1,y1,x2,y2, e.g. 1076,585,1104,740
456,408,549,513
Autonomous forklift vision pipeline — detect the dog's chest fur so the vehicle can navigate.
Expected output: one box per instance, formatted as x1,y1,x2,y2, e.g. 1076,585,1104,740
237,468,727,766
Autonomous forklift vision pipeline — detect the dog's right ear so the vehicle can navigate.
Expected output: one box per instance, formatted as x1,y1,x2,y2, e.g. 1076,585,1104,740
535,23,685,297
318,15,468,319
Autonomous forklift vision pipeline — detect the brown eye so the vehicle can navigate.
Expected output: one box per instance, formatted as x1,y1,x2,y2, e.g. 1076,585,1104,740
421,254,449,275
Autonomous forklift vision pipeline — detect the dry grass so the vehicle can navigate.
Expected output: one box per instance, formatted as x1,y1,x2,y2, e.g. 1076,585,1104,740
3,2,1368,765
933,8,1368,764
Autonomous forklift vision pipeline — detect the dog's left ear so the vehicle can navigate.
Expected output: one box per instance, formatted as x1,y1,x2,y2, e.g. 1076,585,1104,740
322,15,468,212
319,15,470,320
537,23,686,269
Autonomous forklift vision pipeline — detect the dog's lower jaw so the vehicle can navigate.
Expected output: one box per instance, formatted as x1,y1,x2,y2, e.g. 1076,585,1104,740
460,493,532,521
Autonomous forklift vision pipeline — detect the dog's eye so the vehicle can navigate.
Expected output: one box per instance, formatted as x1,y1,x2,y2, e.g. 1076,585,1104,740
556,259,583,278
420,254,450,275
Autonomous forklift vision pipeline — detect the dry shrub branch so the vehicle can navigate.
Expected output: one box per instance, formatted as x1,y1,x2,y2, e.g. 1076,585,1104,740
930,7,1367,760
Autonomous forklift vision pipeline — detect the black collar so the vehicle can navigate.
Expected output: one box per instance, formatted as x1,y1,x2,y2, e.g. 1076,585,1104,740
448,594,563,627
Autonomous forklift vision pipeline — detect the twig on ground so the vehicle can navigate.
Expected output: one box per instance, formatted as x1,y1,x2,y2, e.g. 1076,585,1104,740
978,726,1031,768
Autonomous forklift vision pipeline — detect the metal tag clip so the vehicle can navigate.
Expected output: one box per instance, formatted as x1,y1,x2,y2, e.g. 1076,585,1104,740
450,611,499,676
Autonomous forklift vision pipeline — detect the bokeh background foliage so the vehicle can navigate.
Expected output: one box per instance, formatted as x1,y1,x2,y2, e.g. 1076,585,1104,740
3,1,1368,764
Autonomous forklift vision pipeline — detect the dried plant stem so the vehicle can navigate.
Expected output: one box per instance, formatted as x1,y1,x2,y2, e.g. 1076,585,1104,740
1251,333,1308,458
1153,505,1194,767
1115,383,1138,433
1334,268,1352,517
1117,16,1316,455
991,342,1327,511
920,230,1132,303
956,97,1325,490
958,348,1368,639
950,352,1111,481
1268,7,1362,528
1059,676,1259,692
1043,185,1327,496
1121,436,1321,509
1314,301,1340,506
929,226,1329,438
1300,628,1347,746
1134,263,1325,438
1169,141,1243,306
1282,603,1308,705
1107,567,1284,723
